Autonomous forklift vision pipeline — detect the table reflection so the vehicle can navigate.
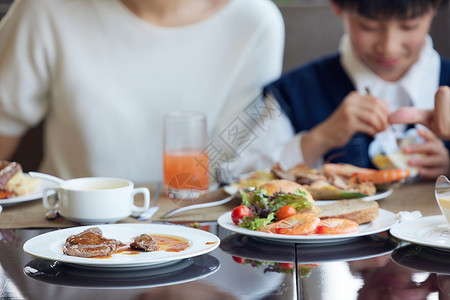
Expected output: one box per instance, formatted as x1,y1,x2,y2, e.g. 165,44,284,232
392,243,450,275
24,255,219,289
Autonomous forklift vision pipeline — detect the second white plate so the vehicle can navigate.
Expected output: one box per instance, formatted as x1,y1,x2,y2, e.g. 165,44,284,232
390,215,450,251
218,209,398,243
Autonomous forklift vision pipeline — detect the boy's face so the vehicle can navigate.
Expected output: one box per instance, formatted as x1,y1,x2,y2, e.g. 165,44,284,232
336,7,435,82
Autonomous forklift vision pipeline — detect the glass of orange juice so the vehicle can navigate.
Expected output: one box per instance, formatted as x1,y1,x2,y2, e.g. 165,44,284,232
163,111,209,200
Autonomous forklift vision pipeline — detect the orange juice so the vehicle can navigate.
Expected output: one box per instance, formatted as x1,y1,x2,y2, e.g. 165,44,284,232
438,195,450,224
163,149,209,197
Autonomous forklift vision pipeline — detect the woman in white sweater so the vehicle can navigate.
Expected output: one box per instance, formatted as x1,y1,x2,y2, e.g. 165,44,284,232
0,0,284,183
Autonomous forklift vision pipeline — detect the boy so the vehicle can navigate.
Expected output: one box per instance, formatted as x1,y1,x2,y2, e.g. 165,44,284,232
263,0,450,179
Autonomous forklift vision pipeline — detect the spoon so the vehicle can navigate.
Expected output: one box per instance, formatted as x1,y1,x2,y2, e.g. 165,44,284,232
28,172,65,185
29,172,63,220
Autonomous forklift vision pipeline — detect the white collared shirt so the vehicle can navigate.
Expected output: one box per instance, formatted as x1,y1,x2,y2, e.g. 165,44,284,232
340,34,440,131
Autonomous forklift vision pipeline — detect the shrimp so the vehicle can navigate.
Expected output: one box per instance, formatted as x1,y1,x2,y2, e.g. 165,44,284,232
350,169,411,184
323,163,376,179
315,218,359,234
262,213,320,235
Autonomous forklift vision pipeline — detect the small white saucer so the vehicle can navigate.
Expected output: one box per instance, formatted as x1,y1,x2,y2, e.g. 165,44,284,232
390,215,450,251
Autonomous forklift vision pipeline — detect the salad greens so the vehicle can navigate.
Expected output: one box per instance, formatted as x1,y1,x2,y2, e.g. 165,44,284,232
238,188,312,231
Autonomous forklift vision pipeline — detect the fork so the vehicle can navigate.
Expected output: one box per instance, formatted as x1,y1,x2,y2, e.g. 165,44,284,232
163,195,233,218
163,187,253,218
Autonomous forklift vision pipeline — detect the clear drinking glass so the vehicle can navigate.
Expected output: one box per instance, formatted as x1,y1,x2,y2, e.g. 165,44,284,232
163,111,209,200
435,175,450,226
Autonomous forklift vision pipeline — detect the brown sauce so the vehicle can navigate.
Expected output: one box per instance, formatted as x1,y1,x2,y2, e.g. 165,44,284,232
205,241,218,245
89,234,190,258
150,234,190,252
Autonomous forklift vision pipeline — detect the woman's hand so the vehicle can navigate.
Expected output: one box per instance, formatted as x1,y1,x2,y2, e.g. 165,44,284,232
403,127,450,179
302,91,389,165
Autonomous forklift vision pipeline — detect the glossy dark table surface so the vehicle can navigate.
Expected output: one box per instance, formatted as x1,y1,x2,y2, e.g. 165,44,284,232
1,182,450,299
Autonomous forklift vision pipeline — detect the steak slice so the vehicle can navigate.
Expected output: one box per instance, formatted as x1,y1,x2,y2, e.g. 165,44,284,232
130,234,159,252
63,227,125,257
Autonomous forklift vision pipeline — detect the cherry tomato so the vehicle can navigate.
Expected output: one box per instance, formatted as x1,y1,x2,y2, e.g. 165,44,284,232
232,256,246,264
276,205,297,220
278,262,294,270
231,206,251,225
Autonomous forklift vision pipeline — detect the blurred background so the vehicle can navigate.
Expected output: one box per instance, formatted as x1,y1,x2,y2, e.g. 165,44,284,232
0,0,449,171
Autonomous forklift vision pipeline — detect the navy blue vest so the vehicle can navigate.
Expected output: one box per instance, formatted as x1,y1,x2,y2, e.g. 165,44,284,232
264,53,450,168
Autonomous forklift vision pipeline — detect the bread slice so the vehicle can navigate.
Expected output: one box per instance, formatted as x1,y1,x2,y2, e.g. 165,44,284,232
317,199,379,224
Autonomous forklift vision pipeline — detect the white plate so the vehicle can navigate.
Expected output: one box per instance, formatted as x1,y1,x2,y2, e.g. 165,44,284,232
314,188,393,206
23,223,220,269
390,215,450,251
0,204,2,215
0,174,51,207
218,209,398,243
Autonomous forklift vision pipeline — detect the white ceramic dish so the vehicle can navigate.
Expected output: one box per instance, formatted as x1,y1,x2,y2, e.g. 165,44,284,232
390,215,450,251
314,188,393,206
218,208,398,243
23,223,220,269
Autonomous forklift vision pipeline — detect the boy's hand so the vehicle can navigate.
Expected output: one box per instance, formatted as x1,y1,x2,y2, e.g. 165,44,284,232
403,127,450,179
389,86,450,140
312,91,389,147
302,91,389,164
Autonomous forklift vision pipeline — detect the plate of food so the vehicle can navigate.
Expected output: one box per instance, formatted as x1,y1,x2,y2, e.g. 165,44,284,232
226,163,408,202
218,179,398,244
0,161,43,207
314,188,393,206
23,224,220,269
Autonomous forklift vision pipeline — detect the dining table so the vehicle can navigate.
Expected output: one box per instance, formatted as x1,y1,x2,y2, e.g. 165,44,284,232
0,180,449,300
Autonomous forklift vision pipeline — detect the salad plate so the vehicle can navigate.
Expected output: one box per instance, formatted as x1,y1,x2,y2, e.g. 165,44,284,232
391,244,450,274
24,254,220,289
23,223,220,269
389,215,450,251
218,208,398,244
